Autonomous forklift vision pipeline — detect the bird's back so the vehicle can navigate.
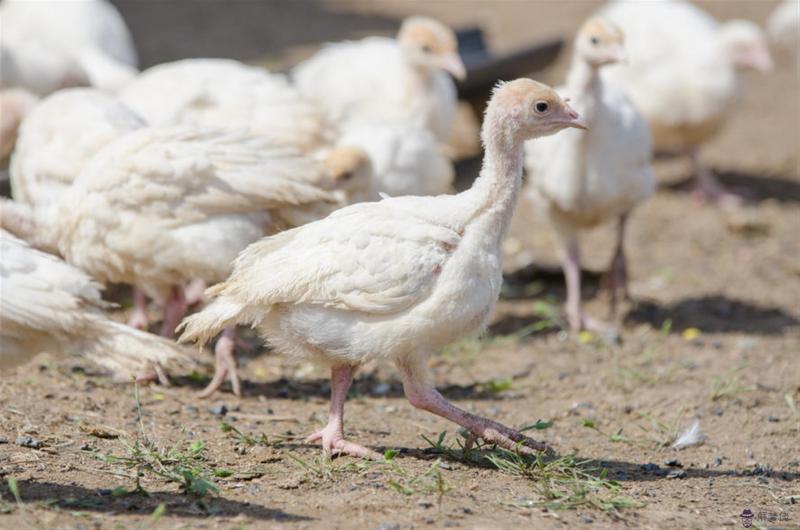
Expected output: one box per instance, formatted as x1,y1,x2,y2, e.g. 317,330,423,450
120,59,326,151
10,88,144,210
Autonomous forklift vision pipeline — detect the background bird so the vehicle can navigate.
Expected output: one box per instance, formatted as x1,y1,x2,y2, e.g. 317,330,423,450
525,17,656,335
0,88,39,161
598,0,773,207
292,16,466,144
337,122,454,197
0,229,187,381
0,0,138,95
119,58,328,153
769,0,800,64
178,79,586,458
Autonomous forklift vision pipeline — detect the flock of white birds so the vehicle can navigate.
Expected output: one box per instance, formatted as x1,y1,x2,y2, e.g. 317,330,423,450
0,0,796,457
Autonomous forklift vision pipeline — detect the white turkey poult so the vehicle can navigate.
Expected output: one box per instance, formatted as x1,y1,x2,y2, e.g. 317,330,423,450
30,126,372,395
119,59,328,153
769,0,800,63
0,229,187,379
525,18,656,335
292,16,466,143
179,79,587,458
0,0,138,95
599,0,773,206
338,122,454,197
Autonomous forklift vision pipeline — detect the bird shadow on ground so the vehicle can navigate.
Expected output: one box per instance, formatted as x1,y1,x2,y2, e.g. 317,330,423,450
386,449,800,484
624,295,800,335
0,479,310,521
173,370,531,403
662,169,800,204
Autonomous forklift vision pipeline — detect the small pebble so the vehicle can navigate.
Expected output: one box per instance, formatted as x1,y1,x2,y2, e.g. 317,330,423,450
666,469,687,479
767,415,780,423
209,404,228,417
580,516,595,524
711,404,724,417
640,463,660,473
713,457,723,467
372,383,391,396
0,437,8,444
16,435,43,449
664,459,682,468
416,500,433,509
377,524,400,530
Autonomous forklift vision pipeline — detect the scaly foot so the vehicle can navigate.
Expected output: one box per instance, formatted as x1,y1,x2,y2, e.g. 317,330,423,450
305,425,381,460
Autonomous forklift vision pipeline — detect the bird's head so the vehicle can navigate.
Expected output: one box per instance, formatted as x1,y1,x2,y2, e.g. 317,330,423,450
483,79,587,145
575,17,627,67
398,16,466,80
719,19,773,72
323,146,375,203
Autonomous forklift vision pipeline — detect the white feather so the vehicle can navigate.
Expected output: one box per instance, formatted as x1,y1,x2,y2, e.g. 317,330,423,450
671,419,707,450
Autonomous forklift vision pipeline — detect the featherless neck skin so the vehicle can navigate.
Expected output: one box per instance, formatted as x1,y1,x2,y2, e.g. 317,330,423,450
465,116,524,242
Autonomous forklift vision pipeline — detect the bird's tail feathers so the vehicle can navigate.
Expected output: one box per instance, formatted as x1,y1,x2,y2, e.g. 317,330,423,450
82,319,195,381
177,297,249,347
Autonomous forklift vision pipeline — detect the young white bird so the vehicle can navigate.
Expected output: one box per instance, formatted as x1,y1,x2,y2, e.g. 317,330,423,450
10,88,145,214
769,0,800,60
599,0,773,206
0,0,138,95
292,16,466,142
525,18,656,334
35,127,371,394
338,122,454,197
179,79,586,458
119,59,328,153
0,229,186,378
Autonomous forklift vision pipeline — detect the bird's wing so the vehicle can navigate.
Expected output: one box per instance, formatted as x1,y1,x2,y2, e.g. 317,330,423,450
216,199,461,315
0,229,106,339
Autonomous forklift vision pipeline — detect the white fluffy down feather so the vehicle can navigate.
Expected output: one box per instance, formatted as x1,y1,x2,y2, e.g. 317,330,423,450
0,229,187,376
10,88,144,212
338,122,454,197
120,59,328,152
0,0,138,95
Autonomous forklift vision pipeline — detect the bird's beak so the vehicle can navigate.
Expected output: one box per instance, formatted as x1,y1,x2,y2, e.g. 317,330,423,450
561,104,588,131
440,52,467,81
610,45,628,64
746,48,774,72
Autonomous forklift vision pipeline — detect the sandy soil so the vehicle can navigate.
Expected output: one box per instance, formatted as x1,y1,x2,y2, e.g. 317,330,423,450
1,1,798,529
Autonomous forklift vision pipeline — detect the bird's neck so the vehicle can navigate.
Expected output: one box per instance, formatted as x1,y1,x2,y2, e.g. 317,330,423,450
464,121,524,243
566,53,601,95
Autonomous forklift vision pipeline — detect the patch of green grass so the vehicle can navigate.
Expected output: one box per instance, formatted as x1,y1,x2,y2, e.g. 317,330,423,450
89,383,220,497
288,449,451,502
219,422,270,447
419,430,641,514
711,374,756,401
581,411,684,450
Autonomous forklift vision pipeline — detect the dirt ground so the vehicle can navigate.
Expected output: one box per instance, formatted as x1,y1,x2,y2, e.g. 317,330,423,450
1,1,798,529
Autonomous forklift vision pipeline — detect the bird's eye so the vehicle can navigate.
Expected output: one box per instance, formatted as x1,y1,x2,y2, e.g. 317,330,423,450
534,101,550,114
338,171,353,181
590,37,599,46
421,44,433,54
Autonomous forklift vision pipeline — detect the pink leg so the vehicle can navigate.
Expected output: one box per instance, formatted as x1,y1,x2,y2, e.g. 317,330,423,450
197,327,241,398
398,362,549,455
128,288,149,330
159,286,187,338
306,365,380,459
602,215,630,316
185,278,208,307
562,240,608,333
690,148,742,209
